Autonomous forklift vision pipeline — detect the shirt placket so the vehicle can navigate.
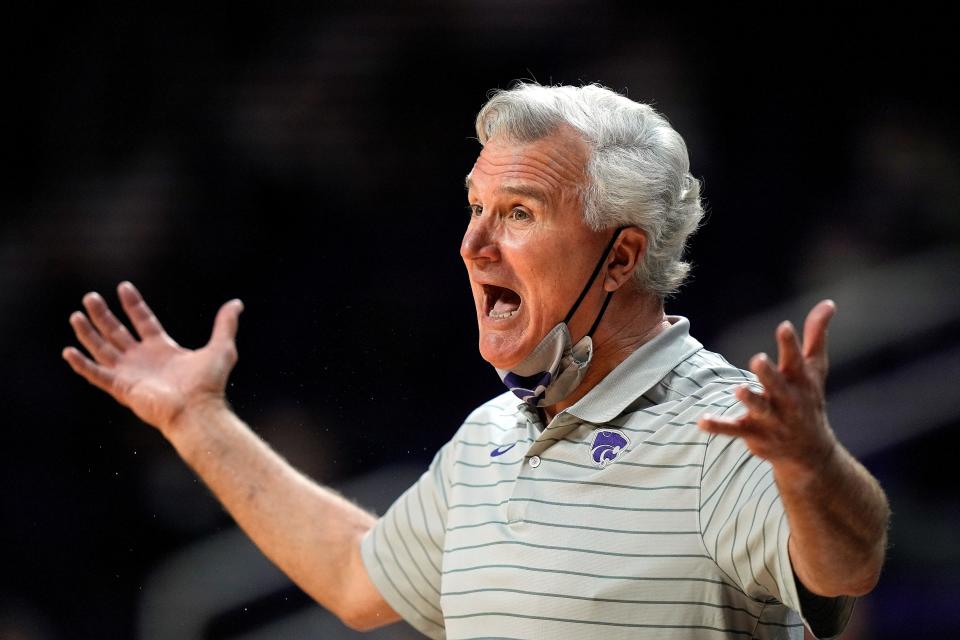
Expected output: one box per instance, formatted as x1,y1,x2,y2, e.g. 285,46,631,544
507,410,581,525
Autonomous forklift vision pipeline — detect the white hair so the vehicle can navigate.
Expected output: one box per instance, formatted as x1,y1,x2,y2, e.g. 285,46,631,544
475,82,704,299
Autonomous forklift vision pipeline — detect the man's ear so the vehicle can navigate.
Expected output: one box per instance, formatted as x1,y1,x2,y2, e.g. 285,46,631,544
604,227,646,291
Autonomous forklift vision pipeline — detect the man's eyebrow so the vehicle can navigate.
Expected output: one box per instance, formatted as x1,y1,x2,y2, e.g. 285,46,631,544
463,176,548,204
497,184,547,204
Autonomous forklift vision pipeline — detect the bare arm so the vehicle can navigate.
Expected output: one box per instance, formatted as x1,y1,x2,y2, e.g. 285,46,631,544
698,300,890,597
63,282,400,630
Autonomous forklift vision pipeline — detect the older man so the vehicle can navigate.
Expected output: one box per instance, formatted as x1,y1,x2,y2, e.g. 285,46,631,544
64,83,888,639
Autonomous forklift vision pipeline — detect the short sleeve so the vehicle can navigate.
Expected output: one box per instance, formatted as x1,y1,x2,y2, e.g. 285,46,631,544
361,442,453,640
699,402,855,639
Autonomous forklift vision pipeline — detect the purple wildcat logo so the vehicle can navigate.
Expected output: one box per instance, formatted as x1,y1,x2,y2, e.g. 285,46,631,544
591,429,629,468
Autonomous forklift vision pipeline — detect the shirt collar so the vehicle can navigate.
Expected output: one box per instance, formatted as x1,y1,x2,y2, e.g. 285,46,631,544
563,316,703,424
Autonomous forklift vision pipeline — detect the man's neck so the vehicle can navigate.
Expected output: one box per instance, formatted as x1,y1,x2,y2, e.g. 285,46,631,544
542,291,667,422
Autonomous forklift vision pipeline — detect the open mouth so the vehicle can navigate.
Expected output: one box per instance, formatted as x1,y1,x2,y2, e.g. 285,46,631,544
482,284,522,319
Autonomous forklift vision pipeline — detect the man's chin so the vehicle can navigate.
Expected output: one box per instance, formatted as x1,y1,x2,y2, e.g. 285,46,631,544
478,334,528,371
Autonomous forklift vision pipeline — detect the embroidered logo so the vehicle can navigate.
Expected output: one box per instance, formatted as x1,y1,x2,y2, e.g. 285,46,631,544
590,429,629,467
490,442,518,457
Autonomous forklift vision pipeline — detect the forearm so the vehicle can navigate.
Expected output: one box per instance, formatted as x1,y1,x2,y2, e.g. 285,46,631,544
62,286,396,627
776,438,890,597
163,400,392,627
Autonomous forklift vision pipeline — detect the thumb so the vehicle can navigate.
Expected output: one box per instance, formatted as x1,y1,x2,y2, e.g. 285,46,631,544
802,299,835,380
209,299,244,347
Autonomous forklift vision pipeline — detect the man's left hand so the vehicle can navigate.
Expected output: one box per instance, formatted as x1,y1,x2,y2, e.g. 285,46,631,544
697,299,839,479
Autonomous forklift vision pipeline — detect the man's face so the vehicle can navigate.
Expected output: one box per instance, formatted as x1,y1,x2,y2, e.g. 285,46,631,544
461,127,610,369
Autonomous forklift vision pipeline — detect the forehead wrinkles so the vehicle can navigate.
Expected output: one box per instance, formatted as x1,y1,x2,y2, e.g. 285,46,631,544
472,136,589,195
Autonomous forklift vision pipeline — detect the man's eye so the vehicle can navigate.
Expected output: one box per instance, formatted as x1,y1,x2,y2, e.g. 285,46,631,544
467,204,483,217
509,208,531,222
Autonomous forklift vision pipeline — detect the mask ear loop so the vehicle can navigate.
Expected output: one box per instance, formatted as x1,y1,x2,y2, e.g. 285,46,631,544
562,226,628,331
587,289,615,337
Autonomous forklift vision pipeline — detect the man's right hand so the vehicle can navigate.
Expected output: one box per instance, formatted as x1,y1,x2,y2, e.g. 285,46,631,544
63,281,244,435
62,281,399,630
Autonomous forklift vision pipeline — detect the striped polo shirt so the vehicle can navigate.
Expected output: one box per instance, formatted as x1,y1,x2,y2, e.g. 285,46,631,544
361,317,853,639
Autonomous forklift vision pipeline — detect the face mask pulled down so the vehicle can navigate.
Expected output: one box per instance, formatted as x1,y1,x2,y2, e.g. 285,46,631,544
496,227,625,407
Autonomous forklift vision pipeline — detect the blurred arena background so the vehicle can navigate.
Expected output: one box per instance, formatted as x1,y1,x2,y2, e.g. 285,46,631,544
2,3,958,638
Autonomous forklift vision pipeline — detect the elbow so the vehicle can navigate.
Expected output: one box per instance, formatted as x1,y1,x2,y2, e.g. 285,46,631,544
845,525,889,596
804,541,888,598
335,596,399,633
316,528,400,632
339,608,395,633
321,591,377,632
852,543,888,596
339,609,374,632
802,569,880,599
327,563,401,632
841,564,882,597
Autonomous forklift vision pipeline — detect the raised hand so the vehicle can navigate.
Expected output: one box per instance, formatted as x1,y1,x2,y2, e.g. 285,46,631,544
698,300,839,477
62,281,244,434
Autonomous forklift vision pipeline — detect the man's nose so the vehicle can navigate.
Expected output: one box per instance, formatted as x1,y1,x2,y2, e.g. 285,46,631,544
460,218,500,263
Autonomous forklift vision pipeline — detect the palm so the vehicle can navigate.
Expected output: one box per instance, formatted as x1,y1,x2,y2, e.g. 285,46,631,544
115,339,225,427
63,282,243,432
698,300,838,474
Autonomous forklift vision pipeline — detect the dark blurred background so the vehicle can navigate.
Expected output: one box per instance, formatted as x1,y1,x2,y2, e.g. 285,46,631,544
3,3,958,639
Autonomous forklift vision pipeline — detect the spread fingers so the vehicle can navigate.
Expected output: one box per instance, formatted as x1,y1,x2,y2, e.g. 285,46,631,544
69,311,122,365
62,346,117,394
118,281,167,340
735,384,775,421
83,291,136,351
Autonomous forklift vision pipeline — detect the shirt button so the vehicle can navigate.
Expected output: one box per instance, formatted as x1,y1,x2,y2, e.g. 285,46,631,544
529,455,541,468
